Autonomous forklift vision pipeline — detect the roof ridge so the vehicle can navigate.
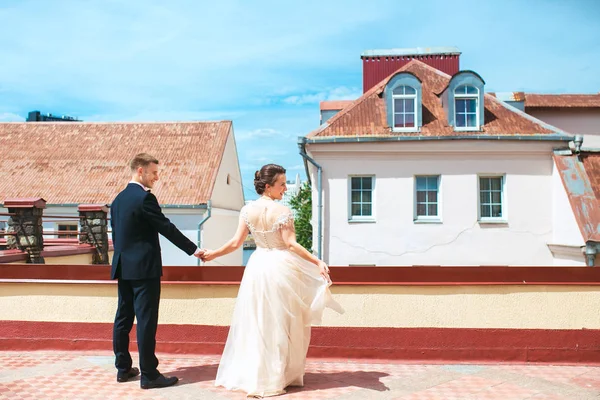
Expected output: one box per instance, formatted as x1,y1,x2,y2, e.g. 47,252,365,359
0,121,235,205
407,59,453,79
308,60,447,137
307,61,568,139
308,75,389,137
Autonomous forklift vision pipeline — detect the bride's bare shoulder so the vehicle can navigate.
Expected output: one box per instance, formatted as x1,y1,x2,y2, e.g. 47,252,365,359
273,203,292,215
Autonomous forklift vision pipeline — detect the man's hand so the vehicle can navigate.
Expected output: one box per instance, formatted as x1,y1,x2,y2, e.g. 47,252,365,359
194,248,205,259
200,249,216,262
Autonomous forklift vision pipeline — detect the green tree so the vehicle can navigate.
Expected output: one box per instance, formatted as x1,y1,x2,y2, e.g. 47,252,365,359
290,182,313,251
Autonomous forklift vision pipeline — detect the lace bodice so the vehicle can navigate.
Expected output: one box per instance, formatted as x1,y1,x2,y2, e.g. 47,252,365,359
241,199,294,250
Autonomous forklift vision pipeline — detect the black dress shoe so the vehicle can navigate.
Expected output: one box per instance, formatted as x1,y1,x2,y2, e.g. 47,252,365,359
117,367,140,382
140,374,179,389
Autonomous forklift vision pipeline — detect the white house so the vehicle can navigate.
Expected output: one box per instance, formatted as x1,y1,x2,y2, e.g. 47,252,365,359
300,48,593,266
0,121,245,266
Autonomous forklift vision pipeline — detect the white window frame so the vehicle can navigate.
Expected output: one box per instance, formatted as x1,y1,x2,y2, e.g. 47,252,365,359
477,175,507,223
414,175,442,223
348,175,376,222
56,222,78,239
454,85,479,131
392,85,418,132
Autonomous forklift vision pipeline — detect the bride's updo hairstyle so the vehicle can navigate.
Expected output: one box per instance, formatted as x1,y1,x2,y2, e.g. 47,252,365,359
254,164,286,195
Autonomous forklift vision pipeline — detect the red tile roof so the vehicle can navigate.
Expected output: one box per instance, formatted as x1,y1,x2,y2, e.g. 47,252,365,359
525,94,600,108
487,92,526,102
553,151,600,242
308,60,563,138
0,121,232,205
320,100,354,111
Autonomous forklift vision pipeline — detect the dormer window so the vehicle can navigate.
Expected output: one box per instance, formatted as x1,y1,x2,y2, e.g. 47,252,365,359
442,70,485,131
393,85,417,129
385,72,422,132
454,85,479,129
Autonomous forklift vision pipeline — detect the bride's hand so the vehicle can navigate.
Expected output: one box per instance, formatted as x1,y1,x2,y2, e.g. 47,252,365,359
201,249,216,262
317,260,331,283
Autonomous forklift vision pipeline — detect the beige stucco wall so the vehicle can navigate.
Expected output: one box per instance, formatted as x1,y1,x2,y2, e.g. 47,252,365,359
1,282,599,329
46,252,97,265
7,251,114,265
528,108,600,147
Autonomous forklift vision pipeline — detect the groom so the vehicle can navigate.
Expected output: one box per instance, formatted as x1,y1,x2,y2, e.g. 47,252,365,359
110,153,203,389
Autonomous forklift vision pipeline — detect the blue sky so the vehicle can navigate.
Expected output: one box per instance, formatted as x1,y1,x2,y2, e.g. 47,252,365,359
1,0,599,200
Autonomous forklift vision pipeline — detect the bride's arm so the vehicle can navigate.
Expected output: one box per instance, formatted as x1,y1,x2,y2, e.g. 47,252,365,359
202,217,248,261
281,223,330,281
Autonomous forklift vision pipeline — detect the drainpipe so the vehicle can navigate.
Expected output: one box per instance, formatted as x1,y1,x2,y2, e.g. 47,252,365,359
297,138,323,259
585,242,597,267
197,200,212,266
573,134,584,155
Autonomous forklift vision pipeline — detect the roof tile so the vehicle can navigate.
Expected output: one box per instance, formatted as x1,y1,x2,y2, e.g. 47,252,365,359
309,60,561,138
525,94,600,108
0,121,232,205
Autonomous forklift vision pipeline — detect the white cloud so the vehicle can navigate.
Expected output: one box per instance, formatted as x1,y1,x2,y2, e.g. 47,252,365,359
0,0,388,113
0,112,25,122
80,109,243,122
235,128,290,141
2,0,599,203
239,163,257,171
282,86,361,105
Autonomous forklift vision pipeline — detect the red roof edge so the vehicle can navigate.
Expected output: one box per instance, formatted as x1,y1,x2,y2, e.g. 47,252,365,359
77,204,109,213
320,100,354,111
3,198,47,209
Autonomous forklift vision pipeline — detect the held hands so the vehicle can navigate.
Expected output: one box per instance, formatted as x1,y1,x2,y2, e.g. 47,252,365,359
198,249,216,262
193,248,205,260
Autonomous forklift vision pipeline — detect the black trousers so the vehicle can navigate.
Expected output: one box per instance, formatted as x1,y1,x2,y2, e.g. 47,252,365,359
113,277,161,380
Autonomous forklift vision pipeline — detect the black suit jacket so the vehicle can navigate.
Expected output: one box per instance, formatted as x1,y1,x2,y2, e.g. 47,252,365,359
110,183,198,280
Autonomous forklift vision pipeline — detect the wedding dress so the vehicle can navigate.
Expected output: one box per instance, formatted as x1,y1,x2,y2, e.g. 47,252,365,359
215,198,344,397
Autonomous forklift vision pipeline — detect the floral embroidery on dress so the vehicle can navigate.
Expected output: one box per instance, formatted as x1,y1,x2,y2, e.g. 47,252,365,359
272,213,294,231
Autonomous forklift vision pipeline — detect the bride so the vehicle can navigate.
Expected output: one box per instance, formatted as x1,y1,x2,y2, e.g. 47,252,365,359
200,163,344,398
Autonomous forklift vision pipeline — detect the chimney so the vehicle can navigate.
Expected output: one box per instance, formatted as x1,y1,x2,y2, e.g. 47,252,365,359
320,100,354,124
491,92,526,111
361,46,461,93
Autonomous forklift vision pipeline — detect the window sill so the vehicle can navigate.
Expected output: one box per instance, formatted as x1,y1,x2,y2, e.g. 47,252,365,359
348,218,376,224
414,219,443,224
454,127,481,132
478,219,508,225
392,128,421,133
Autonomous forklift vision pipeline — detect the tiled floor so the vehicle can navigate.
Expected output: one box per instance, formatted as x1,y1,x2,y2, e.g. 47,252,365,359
0,351,599,399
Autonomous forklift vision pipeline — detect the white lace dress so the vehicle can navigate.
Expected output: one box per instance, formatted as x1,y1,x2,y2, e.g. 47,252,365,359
215,199,344,397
